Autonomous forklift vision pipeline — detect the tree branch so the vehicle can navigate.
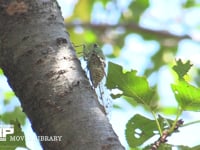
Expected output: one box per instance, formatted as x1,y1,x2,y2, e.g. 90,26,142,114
66,22,191,41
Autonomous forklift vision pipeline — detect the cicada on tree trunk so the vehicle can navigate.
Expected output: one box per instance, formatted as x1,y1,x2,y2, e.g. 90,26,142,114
83,44,106,88
77,44,112,116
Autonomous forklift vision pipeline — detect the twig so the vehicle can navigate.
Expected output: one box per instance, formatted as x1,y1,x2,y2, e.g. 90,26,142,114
151,119,184,150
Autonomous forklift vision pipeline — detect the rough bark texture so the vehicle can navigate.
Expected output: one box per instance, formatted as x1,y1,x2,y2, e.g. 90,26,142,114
0,0,125,150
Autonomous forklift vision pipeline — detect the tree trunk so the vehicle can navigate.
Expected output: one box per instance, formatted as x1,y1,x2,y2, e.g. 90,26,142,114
0,0,125,150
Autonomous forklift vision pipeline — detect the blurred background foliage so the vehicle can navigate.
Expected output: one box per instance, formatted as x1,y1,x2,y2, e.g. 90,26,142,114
66,0,197,64
65,0,200,84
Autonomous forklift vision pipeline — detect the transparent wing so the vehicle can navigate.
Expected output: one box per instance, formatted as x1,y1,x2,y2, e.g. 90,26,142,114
95,78,113,118
78,44,113,117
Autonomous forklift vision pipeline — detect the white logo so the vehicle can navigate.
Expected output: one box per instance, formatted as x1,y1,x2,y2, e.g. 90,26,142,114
0,124,14,141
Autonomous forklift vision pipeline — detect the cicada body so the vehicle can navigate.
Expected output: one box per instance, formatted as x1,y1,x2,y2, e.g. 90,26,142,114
81,44,112,116
83,44,106,88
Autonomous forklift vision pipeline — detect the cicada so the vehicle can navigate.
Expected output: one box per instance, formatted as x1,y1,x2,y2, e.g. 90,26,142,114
83,44,106,88
80,44,112,116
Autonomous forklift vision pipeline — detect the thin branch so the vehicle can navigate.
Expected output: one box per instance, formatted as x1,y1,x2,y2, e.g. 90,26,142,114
151,119,184,150
181,120,200,127
66,22,191,41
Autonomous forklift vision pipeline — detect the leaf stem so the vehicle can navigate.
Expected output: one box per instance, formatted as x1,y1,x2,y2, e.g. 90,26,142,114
181,120,200,127
169,107,182,133
151,111,162,135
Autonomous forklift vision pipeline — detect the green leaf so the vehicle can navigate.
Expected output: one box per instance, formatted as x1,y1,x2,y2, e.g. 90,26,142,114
1,107,26,125
125,114,158,147
159,107,178,115
0,120,27,150
126,114,173,148
171,81,200,111
123,96,138,107
106,62,155,108
129,147,142,150
125,114,172,148
173,59,193,80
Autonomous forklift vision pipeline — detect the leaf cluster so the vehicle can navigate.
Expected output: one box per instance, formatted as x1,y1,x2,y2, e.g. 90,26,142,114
106,60,200,149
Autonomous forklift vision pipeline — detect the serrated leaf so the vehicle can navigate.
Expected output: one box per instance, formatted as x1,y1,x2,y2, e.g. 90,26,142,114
126,114,173,148
125,114,158,147
173,59,193,80
171,81,200,111
106,62,155,107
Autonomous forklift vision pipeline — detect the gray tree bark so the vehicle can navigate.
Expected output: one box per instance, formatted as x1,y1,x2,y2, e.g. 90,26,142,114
0,0,125,150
